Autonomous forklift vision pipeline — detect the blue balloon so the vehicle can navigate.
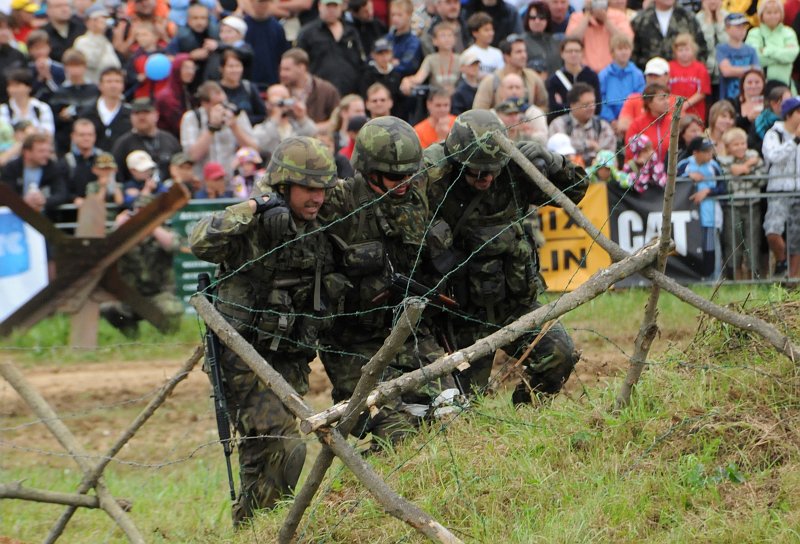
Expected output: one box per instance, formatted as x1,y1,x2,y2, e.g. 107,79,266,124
144,54,171,81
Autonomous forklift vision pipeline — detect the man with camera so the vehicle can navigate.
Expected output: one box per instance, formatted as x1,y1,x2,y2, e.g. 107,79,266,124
278,48,340,131
253,83,317,156
180,80,257,179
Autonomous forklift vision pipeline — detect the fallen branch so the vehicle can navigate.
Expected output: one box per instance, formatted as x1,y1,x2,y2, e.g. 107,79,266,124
279,299,426,544
190,295,461,544
1,482,101,508
495,135,800,363
0,362,144,544
616,98,683,409
45,346,203,543
301,241,662,432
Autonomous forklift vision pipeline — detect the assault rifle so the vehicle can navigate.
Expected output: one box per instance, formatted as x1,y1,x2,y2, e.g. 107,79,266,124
197,273,236,501
371,272,459,309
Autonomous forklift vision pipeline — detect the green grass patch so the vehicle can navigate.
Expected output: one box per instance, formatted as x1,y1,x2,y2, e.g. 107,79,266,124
2,286,799,542
0,314,204,366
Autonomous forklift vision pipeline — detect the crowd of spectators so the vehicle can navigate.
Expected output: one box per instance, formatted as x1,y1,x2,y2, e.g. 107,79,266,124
1,0,798,279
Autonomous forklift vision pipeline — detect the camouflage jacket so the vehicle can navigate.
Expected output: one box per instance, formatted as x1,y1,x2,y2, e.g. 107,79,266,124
423,141,587,315
318,173,432,333
189,196,339,354
631,7,708,70
119,230,180,298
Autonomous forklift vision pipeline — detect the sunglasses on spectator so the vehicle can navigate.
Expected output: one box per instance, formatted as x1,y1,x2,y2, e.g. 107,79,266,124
529,13,547,20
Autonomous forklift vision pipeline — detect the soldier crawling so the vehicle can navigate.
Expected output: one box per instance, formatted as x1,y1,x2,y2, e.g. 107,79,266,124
423,109,588,404
189,137,347,526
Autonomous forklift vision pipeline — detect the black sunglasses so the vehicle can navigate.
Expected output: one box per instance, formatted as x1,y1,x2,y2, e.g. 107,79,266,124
380,171,411,182
529,13,547,20
465,168,500,179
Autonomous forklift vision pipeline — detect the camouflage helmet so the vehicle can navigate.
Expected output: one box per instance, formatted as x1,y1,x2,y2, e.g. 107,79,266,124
351,116,422,176
444,109,510,171
263,136,337,190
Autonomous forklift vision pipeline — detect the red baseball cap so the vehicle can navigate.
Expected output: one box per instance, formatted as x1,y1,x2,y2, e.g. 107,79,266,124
203,162,226,180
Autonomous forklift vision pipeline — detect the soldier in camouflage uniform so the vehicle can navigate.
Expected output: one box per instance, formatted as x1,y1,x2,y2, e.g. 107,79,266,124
423,109,587,404
100,194,184,336
317,116,455,444
189,137,344,526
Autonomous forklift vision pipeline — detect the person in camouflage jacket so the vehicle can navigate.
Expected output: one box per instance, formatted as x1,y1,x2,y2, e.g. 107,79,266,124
317,116,456,445
423,109,587,404
189,137,345,526
100,194,184,336
631,0,708,70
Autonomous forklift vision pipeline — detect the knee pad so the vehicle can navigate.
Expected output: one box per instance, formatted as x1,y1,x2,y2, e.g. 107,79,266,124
283,440,306,489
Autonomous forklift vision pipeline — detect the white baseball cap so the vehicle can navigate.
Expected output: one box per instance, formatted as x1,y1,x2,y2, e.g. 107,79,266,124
221,16,248,37
126,150,157,172
644,57,670,76
547,132,577,156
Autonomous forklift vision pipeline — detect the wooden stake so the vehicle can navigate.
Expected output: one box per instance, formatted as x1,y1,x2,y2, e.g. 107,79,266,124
45,346,202,543
616,98,683,409
190,296,461,543
279,300,426,543
0,362,144,544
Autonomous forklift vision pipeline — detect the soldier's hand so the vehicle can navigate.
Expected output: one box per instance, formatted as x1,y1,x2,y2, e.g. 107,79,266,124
517,142,564,178
250,193,284,215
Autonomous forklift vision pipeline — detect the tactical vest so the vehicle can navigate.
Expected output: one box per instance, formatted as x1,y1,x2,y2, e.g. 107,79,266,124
216,203,345,354
326,175,428,331
436,177,539,322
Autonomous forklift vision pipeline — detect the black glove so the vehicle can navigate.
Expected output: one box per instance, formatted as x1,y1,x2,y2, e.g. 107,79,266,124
517,142,565,178
251,193,283,215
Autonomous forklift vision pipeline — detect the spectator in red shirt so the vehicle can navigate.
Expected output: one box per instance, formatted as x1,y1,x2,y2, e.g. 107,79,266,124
668,32,711,122
625,82,672,163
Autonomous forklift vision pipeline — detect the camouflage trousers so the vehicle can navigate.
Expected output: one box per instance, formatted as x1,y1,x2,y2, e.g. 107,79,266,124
451,300,578,404
320,328,452,445
216,344,311,527
100,291,183,336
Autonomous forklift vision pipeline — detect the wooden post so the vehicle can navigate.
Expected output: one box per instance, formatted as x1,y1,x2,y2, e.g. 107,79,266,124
69,196,108,348
45,347,202,544
190,296,462,544
615,99,683,409
278,300,427,544
0,362,145,544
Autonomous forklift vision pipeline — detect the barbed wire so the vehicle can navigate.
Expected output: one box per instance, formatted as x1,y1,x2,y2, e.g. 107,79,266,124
3,95,797,542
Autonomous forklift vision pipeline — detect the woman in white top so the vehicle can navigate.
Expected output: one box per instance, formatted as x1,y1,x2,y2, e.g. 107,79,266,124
0,68,55,135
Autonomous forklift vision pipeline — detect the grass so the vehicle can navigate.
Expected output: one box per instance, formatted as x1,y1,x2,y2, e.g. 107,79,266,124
0,313,204,366
1,285,799,543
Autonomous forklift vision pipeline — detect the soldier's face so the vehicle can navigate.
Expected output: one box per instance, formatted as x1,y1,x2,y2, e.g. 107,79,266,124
464,168,498,191
288,185,326,221
376,172,412,197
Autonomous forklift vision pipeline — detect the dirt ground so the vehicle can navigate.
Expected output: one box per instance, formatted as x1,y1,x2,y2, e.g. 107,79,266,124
0,328,649,418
